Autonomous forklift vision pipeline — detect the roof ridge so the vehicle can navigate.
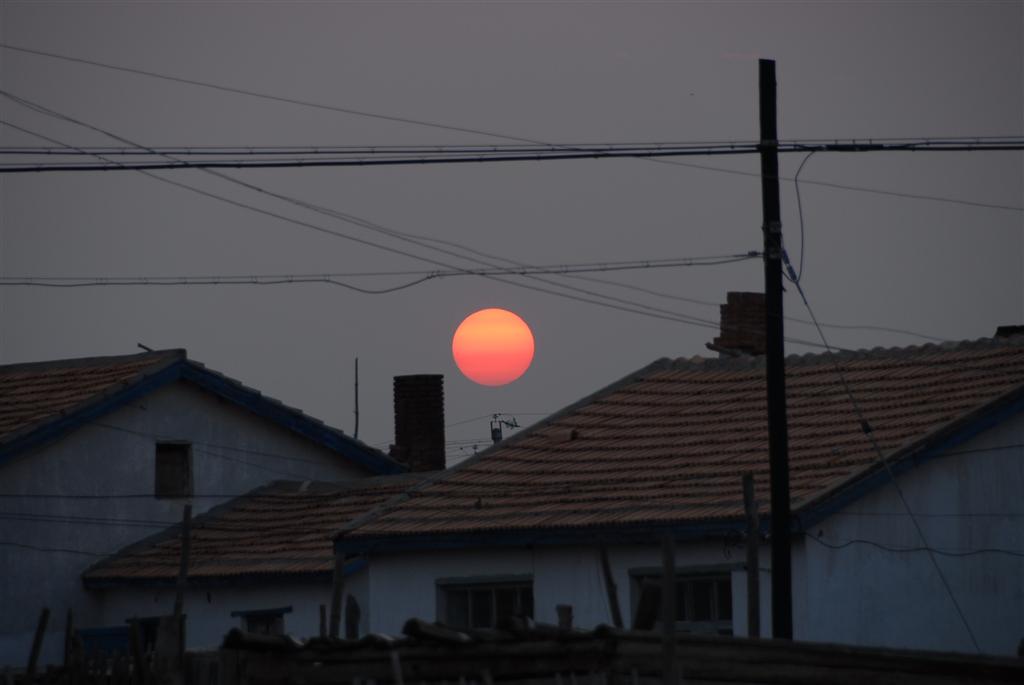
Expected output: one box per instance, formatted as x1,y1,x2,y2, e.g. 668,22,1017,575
666,334,1024,372
0,349,185,374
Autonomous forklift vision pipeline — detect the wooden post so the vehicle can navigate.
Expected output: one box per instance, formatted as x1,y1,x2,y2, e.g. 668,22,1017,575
598,545,624,628
27,607,50,681
63,609,73,667
660,535,676,685
328,553,345,639
129,619,147,685
173,504,192,618
743,473,761,638
556,604,574,630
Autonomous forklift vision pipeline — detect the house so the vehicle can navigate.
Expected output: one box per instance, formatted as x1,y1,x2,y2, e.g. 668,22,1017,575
327,318,1024,656
0,349,403,666
76,374,449,651
81,475,426,650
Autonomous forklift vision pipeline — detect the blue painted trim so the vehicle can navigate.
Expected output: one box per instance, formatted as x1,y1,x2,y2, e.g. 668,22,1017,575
0,362,184,465
83,559,366,590
335,520,748,556
179,364,403,475
798,389,1024,531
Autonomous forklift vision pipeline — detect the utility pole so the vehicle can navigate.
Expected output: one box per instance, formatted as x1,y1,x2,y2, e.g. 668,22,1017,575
758,58,792,640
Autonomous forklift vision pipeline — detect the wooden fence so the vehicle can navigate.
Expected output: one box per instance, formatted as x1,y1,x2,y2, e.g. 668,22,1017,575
9,610,1023,685
213,618,1024,685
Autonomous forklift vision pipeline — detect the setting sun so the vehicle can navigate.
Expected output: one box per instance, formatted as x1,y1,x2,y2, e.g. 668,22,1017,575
452,308,535,386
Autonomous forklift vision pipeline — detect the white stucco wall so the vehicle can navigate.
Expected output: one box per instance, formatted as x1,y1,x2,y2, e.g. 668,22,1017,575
366,540,748,635
796,411,1024,655
0,381,369,666
362,409,1023,656
93,570,368,651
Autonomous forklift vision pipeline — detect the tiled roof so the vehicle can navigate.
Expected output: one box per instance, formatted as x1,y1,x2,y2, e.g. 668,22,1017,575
0,350,184,447
0,350,402,474
337,336,1024,545
84,476,424,584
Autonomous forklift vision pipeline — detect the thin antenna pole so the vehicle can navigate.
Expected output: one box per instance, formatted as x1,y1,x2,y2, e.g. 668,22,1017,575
353,358,360,439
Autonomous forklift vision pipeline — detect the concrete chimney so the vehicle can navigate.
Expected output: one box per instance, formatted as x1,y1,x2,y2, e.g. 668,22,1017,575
390,374,446,472
710,291,766,357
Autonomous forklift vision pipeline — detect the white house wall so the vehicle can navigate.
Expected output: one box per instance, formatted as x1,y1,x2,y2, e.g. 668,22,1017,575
94,574,367,650
796,411,1024,655
366,541,750,635
0,381,367,666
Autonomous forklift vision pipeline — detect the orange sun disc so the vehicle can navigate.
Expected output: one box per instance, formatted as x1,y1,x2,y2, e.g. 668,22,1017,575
452,308,535,386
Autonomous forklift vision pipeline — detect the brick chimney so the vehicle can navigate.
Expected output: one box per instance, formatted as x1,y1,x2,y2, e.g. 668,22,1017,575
390,375,446,472
710,291,766,357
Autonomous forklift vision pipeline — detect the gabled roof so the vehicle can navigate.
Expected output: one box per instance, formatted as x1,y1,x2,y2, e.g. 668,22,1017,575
83,475,425,586
0,350,402,475
334,335,1024,553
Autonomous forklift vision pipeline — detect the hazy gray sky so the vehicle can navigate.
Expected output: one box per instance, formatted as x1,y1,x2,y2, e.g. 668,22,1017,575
1,1,1022,461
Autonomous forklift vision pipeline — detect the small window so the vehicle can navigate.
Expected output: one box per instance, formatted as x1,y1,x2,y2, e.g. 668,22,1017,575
631,571,733,636
231,607,291,636
155,442,192,498
438,578,533,630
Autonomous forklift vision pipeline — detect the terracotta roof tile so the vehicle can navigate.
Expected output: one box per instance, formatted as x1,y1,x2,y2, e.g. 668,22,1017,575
84,476,425,582
338,336,1024,542
0,350,184,446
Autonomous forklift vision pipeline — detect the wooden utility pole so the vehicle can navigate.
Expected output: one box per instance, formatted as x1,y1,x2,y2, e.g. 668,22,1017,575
743,473,761,638
26,608,49,680
173,505,192,618
660,534,677,685
328,553,345,639
598,545,624,628
758,58,793,640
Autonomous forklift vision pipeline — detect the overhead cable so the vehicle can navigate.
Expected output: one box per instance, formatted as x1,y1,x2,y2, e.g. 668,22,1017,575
2,102,831,347
2,44,1019,213
782,251,982,653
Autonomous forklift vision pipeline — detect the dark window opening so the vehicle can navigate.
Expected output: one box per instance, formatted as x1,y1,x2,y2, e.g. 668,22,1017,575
155,442,192,499
632,572,733,636
231,607,291,636
440,580,533,630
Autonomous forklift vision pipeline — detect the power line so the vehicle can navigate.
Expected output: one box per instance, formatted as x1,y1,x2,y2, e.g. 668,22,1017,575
0,97,967,346
0,43,543,143
805,533,1024,559
3,138,1023,173
652,156,1024,213
0,99,994,345
0,254,760,288
3,44,1020,214
1,111,831,347
781,253,982,653
0,540,111,557
0,121,737,333
5,136,1021,157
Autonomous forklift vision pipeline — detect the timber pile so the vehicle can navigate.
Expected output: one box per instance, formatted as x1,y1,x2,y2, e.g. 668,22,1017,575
216,618,1024,685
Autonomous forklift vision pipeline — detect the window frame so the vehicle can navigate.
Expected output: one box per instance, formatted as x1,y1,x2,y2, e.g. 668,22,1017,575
629,564,736,636
230,606,292,635
435,574,534,630
154,441,193,499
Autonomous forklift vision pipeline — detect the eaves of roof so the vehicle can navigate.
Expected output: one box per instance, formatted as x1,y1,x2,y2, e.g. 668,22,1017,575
0,351,402,476
795,380,1024,531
